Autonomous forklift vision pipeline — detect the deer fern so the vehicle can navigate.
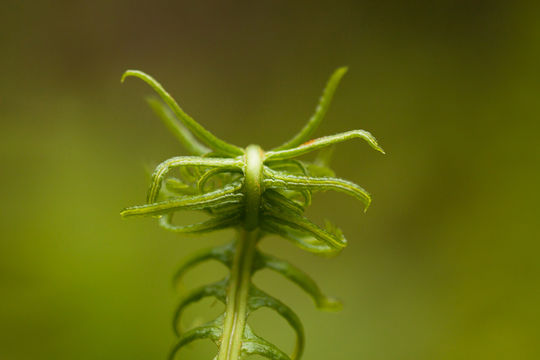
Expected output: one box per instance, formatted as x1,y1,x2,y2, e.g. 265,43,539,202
121,67,384,360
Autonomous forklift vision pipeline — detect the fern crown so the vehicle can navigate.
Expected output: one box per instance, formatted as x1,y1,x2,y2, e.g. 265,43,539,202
121,67,384,360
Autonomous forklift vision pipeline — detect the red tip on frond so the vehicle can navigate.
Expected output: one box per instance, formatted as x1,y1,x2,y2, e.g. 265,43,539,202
301,139,317,147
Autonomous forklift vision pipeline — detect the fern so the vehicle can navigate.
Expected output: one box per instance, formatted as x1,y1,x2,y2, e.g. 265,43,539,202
121,68,384,360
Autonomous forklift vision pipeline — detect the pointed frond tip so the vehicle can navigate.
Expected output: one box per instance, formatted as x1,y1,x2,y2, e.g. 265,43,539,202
267,129,385,160
121,69,244,157
275,66,349,151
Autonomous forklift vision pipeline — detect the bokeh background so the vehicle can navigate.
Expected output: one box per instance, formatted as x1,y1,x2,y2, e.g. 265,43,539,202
1,1,539,359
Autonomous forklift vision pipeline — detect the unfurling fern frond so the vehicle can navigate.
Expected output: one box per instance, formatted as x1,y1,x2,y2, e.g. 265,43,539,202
121,67,384,360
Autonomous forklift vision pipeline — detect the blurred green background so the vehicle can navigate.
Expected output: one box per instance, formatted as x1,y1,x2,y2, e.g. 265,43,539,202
1,1,539,359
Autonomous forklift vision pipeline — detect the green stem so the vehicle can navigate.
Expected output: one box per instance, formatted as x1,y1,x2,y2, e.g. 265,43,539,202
243,144,264,230
218,228,258,360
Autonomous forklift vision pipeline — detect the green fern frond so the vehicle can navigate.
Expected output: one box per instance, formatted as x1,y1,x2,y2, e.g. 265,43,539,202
121,68,384,360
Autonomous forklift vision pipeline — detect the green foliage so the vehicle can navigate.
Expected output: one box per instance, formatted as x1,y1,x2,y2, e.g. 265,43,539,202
121,68,384,360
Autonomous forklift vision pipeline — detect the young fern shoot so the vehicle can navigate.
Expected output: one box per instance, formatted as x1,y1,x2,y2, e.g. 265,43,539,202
121,67,384,360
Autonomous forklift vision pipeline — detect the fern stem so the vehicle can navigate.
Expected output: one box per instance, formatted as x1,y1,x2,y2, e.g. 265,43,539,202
218,228,258,360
